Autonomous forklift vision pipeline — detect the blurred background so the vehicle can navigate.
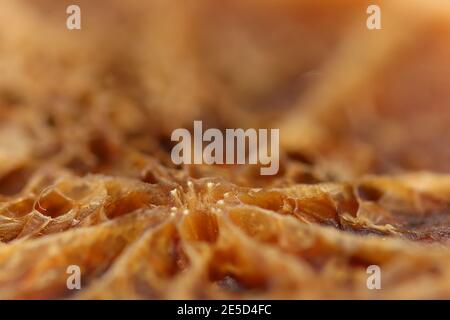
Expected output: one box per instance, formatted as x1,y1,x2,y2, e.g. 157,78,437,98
0,0,449,190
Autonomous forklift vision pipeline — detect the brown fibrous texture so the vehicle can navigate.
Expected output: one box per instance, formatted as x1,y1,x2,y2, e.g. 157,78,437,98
0,0,450,299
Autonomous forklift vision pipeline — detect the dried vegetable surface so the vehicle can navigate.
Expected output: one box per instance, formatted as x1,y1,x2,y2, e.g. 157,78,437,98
0,0,450,299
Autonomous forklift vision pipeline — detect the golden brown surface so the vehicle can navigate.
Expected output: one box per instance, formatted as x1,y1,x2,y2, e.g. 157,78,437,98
0,0,450,299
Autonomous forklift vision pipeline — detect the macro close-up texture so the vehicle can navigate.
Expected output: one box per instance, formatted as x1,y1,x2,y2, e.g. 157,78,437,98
0,0,450,299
